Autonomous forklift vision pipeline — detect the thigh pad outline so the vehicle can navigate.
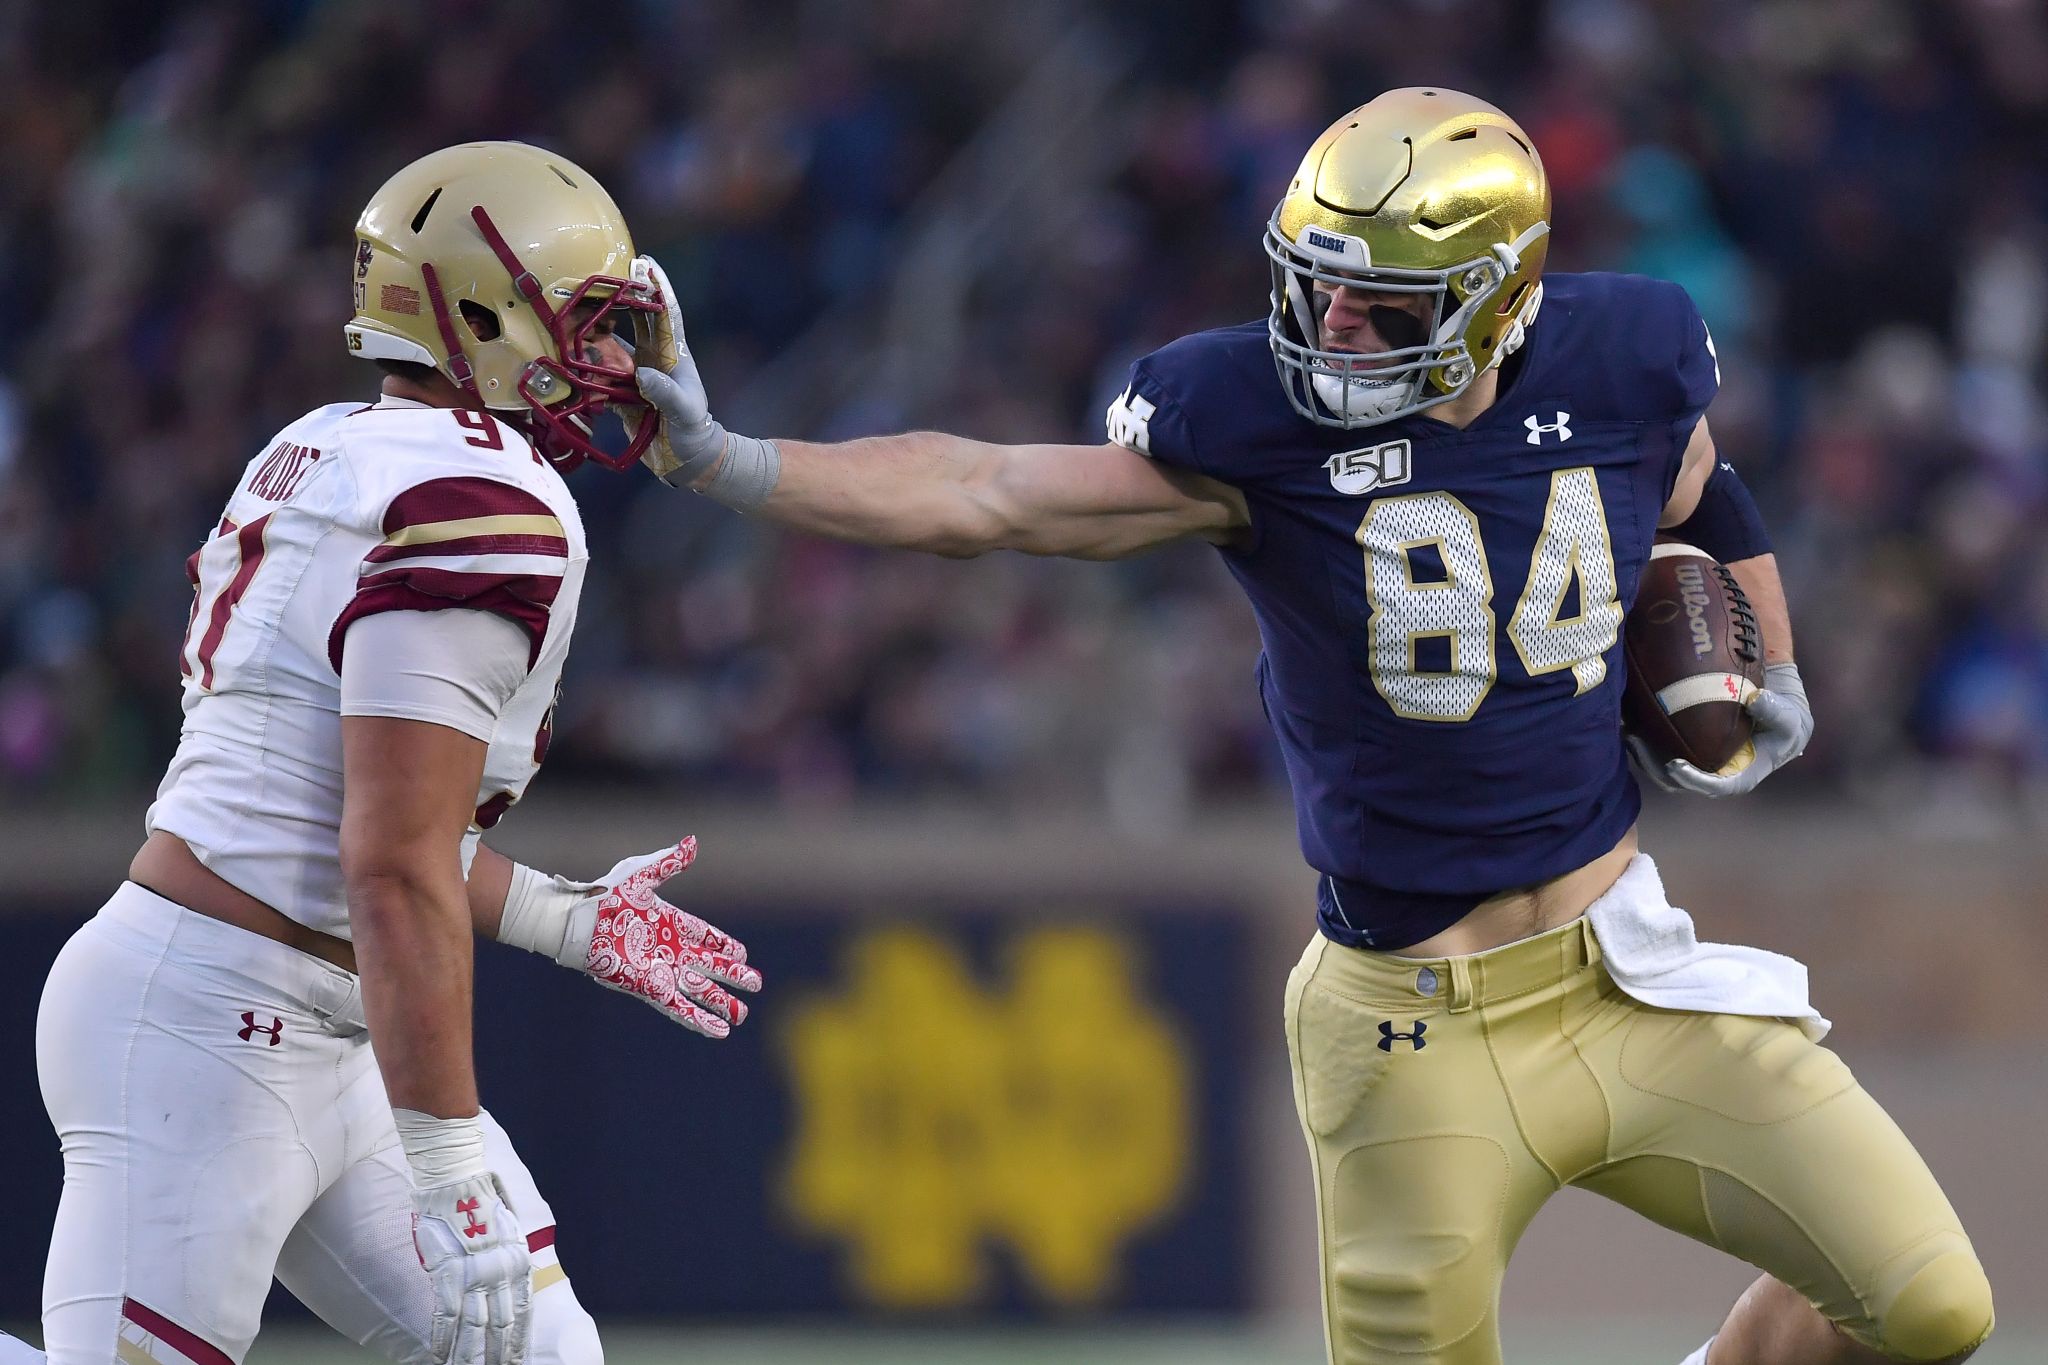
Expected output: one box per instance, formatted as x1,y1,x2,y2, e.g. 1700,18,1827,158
1618,1009,1855,1125
1327,1134,1513,1360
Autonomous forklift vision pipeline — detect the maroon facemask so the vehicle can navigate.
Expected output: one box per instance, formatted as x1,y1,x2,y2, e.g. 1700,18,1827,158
419,205,666,471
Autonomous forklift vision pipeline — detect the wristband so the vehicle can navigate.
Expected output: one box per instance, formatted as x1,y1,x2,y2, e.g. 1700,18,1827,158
497,862,594,965
633,364,783,510
652,417,729,489
694,427,783,512
1763,660,1806,706
1670,460,1772,563
393,1107,487,1187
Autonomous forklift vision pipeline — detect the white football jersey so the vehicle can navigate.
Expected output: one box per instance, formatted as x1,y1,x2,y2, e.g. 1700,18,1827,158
147,398,588,939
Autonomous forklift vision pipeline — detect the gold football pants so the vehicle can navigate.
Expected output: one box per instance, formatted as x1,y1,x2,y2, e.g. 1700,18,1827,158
1284,919,1994,1364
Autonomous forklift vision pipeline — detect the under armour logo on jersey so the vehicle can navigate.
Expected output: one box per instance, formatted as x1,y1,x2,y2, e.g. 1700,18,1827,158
238,1011,283,1046
1325,438,1412,495
1377,1020,1427,1051
457,1197,489,1238
1524,411,1573,445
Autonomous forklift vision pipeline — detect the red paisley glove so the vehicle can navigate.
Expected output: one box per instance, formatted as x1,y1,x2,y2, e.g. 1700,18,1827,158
499,837,762,1039
571,838,762,1038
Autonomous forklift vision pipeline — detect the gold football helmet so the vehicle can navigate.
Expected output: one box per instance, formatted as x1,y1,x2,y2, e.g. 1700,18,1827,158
345,141,662,468
1266,88,1551,427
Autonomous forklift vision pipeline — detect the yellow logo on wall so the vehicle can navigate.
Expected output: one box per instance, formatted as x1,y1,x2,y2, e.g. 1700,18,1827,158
779,924,1192,1308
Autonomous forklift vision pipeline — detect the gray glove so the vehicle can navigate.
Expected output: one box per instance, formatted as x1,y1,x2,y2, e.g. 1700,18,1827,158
627,257,723,483
628,257,779,509
1633,660,1813,798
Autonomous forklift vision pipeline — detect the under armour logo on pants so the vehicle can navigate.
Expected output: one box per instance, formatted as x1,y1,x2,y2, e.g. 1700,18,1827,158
1378,1019,1427,1051
238,1011,283,1045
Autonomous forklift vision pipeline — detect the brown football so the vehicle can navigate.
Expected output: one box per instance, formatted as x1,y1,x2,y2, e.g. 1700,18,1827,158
1622,543,1765,774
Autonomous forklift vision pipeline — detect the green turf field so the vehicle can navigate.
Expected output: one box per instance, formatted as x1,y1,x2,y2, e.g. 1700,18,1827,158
195,1320,2033,1364
10,1320,2039,1362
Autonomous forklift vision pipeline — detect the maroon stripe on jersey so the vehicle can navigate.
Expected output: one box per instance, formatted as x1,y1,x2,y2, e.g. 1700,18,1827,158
382,476,555,536
528,1225,557,1253
326,567,560,673
122,1299,234,1365
353,565,564,609
475,790,517,830
196,514,273,690
361,530,569,564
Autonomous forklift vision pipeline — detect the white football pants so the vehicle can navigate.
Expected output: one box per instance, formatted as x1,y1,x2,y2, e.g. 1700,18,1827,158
36,883,602,1365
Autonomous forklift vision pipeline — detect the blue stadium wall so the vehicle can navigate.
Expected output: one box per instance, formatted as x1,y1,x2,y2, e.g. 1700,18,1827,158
0,894,1255,1321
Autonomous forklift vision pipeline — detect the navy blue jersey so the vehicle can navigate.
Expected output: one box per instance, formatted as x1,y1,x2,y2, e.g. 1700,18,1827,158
1109,273,1718,949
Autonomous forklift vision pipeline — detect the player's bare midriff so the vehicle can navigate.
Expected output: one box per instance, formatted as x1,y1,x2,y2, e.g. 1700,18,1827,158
129,830,359,974
1382,825,1638,959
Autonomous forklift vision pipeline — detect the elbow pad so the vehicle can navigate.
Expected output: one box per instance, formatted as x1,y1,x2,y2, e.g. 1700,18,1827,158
1670,460,1772,563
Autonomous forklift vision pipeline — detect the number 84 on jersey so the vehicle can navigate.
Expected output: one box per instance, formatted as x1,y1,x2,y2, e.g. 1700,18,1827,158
1358,467,1621,723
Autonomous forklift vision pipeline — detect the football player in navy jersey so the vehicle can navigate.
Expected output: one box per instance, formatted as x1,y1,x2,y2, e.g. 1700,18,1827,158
633,89,1991,1365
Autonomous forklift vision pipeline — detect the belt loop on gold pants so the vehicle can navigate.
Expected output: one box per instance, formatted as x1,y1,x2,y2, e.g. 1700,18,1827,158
1445,955,1476,1013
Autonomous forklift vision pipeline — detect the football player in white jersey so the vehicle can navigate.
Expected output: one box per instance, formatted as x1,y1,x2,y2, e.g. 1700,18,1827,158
31,143,761,1365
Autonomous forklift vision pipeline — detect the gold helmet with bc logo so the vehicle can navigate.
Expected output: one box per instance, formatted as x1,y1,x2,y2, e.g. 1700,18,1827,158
1265,88,1551,427
345,141,663,469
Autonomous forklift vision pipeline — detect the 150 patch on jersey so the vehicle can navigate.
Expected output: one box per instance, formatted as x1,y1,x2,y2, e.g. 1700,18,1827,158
1326,439,1411,495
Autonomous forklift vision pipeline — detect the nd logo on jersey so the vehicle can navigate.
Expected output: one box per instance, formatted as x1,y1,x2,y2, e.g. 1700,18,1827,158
1326,439,1411,495
1106,387,1156,455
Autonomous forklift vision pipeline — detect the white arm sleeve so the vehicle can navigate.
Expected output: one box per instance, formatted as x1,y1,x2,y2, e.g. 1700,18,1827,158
338,609,530,741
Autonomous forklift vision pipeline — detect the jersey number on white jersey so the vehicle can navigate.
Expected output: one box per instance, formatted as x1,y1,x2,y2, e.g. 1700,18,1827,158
181,513,276,690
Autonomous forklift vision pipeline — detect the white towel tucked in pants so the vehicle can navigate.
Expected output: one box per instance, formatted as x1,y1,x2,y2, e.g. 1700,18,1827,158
1585,853,1831,1042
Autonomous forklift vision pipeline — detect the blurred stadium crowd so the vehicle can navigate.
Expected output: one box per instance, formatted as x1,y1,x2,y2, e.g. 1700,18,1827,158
2,0,2045,826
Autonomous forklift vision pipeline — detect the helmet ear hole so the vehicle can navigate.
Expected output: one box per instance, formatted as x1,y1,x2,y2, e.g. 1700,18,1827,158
458,299,502,342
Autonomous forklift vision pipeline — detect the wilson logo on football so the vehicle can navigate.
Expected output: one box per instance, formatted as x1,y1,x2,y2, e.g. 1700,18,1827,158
1325,439,1412,495
1675,562,1715,656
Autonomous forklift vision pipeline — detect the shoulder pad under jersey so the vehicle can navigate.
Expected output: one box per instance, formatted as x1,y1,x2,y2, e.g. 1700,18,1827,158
1106,321,1277,479
326,404,577,671
1535,273,1719,432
